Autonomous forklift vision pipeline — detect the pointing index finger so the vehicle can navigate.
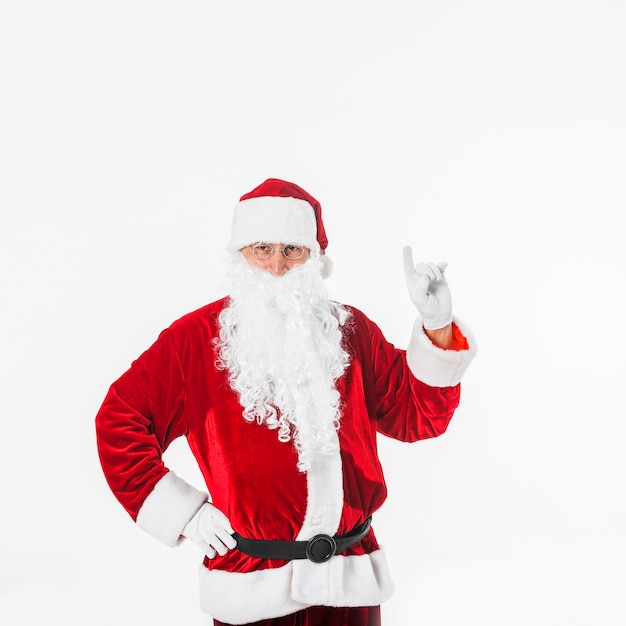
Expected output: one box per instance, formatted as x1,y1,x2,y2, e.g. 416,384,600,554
402,245,415,275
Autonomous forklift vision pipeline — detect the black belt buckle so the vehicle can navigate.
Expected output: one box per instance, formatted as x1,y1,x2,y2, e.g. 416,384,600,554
305,533,337,563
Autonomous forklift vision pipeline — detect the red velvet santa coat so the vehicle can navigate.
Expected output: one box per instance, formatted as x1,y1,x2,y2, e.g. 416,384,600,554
96,297,476,624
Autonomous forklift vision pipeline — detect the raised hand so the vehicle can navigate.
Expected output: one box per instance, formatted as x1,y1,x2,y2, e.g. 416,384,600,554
403,246,453,330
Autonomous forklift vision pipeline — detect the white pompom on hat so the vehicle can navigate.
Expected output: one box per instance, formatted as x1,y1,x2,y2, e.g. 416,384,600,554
228,178,332,277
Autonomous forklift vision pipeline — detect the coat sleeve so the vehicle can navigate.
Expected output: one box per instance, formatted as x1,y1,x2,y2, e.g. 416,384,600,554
95,329,207,546
356,311,477,442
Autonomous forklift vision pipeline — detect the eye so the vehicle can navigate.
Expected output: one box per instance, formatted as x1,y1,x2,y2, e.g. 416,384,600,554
283,245,306,260
250,243,275,260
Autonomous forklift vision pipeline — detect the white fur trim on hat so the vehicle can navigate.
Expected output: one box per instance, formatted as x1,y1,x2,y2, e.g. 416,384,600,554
228,196,320,252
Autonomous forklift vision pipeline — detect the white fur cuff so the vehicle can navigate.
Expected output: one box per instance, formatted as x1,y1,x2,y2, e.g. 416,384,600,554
406,316,477,387
135,470,208,547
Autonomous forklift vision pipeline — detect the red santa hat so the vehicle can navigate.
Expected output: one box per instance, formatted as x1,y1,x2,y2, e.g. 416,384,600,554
228,178,329,254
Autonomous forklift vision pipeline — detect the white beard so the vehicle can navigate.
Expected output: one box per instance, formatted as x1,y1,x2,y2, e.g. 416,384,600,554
216,253,351,472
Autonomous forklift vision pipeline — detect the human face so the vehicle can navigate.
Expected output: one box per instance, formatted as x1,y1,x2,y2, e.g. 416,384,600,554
240,243,311,276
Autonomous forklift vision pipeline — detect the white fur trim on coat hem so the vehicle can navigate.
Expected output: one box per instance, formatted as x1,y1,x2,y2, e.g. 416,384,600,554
406,316,477,387
198,548,394,624
135,470,208,547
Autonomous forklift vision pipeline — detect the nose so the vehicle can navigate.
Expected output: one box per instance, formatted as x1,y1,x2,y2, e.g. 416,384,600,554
266,251,289,276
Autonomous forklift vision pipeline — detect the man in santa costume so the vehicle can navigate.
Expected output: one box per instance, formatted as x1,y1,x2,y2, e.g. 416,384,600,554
96,178,477,625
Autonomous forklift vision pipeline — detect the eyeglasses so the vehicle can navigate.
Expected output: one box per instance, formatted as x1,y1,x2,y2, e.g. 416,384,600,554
249,243,308,260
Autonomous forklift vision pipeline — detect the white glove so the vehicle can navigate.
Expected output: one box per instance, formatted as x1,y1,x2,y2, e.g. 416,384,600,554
182,502,237,559
403,245,453,330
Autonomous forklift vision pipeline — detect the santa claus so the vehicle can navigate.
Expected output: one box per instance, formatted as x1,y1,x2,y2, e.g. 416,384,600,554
95,178,477,625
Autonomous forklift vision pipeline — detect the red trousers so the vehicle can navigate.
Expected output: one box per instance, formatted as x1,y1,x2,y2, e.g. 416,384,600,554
214,605,381,626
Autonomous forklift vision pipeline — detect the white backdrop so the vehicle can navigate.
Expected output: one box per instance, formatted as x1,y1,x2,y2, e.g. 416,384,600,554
1,2,625,624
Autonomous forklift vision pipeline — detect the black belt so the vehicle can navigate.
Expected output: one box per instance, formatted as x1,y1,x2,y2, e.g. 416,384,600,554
232,517,372,564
